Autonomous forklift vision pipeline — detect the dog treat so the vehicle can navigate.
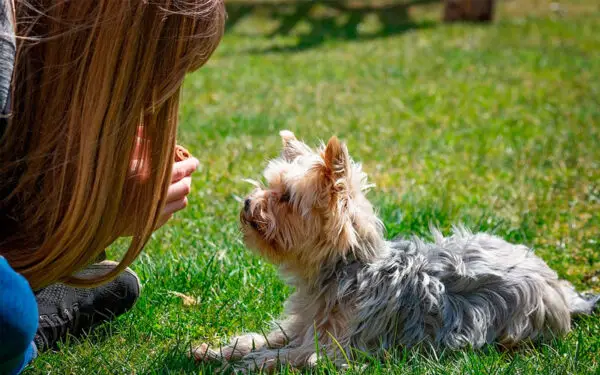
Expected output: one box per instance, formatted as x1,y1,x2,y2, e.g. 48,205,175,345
174,145,192,162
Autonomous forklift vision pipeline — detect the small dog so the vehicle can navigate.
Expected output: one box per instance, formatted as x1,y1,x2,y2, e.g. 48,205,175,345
193,131,599,371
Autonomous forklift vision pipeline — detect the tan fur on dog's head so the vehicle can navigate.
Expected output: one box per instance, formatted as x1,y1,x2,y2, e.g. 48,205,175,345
241,131,384,282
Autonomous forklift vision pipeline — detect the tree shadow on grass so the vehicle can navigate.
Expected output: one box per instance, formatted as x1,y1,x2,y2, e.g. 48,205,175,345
226,0,439,54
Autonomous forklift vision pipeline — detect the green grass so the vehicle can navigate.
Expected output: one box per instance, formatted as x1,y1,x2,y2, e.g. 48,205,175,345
27,0,600,373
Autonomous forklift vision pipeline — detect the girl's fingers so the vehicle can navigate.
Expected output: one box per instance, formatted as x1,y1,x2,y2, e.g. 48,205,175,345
163,197,188,216
165,177,192,203
171,157,199,182
155,194,189,230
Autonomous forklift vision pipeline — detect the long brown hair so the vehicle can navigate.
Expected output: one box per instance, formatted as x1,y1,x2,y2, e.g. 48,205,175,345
0,0,225,289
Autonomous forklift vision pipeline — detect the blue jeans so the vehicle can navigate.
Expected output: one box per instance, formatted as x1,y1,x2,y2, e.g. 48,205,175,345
0,257,38,375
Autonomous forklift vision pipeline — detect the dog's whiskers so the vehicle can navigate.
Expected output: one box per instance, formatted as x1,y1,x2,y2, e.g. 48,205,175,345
241,178,262,189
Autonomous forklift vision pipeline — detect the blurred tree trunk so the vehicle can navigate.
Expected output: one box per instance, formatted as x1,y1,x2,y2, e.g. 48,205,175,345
443,0,496,22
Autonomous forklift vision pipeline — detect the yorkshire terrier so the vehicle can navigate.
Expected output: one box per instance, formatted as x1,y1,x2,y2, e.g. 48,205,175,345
193,131,599,371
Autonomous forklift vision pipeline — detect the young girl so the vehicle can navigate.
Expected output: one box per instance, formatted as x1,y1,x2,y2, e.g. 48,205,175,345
0,1,225,373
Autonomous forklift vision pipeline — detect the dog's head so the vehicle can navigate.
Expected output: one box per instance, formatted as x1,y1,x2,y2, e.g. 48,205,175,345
240,131,384,280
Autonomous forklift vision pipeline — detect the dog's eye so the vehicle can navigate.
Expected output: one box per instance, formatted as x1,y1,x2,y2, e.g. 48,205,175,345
280,191,291,203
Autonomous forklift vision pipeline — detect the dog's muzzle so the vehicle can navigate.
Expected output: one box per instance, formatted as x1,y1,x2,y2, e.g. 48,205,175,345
240,198,260,231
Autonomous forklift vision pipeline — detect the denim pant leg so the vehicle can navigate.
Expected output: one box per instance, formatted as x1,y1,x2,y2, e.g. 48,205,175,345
0,257,38,375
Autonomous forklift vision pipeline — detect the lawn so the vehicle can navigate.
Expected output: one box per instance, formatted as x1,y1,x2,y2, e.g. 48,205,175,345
27,0,600,373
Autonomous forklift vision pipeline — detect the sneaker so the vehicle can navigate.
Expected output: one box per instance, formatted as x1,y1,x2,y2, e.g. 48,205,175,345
33,260,141,352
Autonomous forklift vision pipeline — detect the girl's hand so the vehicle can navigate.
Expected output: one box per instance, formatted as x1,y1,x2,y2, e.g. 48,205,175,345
127,127,199,234
155,157,199,229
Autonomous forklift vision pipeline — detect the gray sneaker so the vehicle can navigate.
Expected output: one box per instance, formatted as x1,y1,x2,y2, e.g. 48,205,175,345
33,260,141,352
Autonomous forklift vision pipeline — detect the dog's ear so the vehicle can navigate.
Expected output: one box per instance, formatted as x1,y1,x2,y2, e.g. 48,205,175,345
280,130,311,162
324,136,350,180
322,136,358,253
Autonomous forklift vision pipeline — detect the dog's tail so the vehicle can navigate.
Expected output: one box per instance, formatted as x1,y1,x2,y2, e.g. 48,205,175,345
581,293,600,314
560,281,600,316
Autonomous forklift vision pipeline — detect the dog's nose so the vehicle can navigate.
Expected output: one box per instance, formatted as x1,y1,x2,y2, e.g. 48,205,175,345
244,198,251,212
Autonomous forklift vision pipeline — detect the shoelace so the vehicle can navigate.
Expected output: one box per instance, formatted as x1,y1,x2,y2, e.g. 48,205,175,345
38,304,81,344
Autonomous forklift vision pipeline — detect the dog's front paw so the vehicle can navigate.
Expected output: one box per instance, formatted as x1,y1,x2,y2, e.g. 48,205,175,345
190,343,223,363
236,351,281,373
237,358,277,373
239,349,305,373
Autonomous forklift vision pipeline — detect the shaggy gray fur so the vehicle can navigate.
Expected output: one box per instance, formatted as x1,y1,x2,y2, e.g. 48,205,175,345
315,226,598,353
195,227,598,371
